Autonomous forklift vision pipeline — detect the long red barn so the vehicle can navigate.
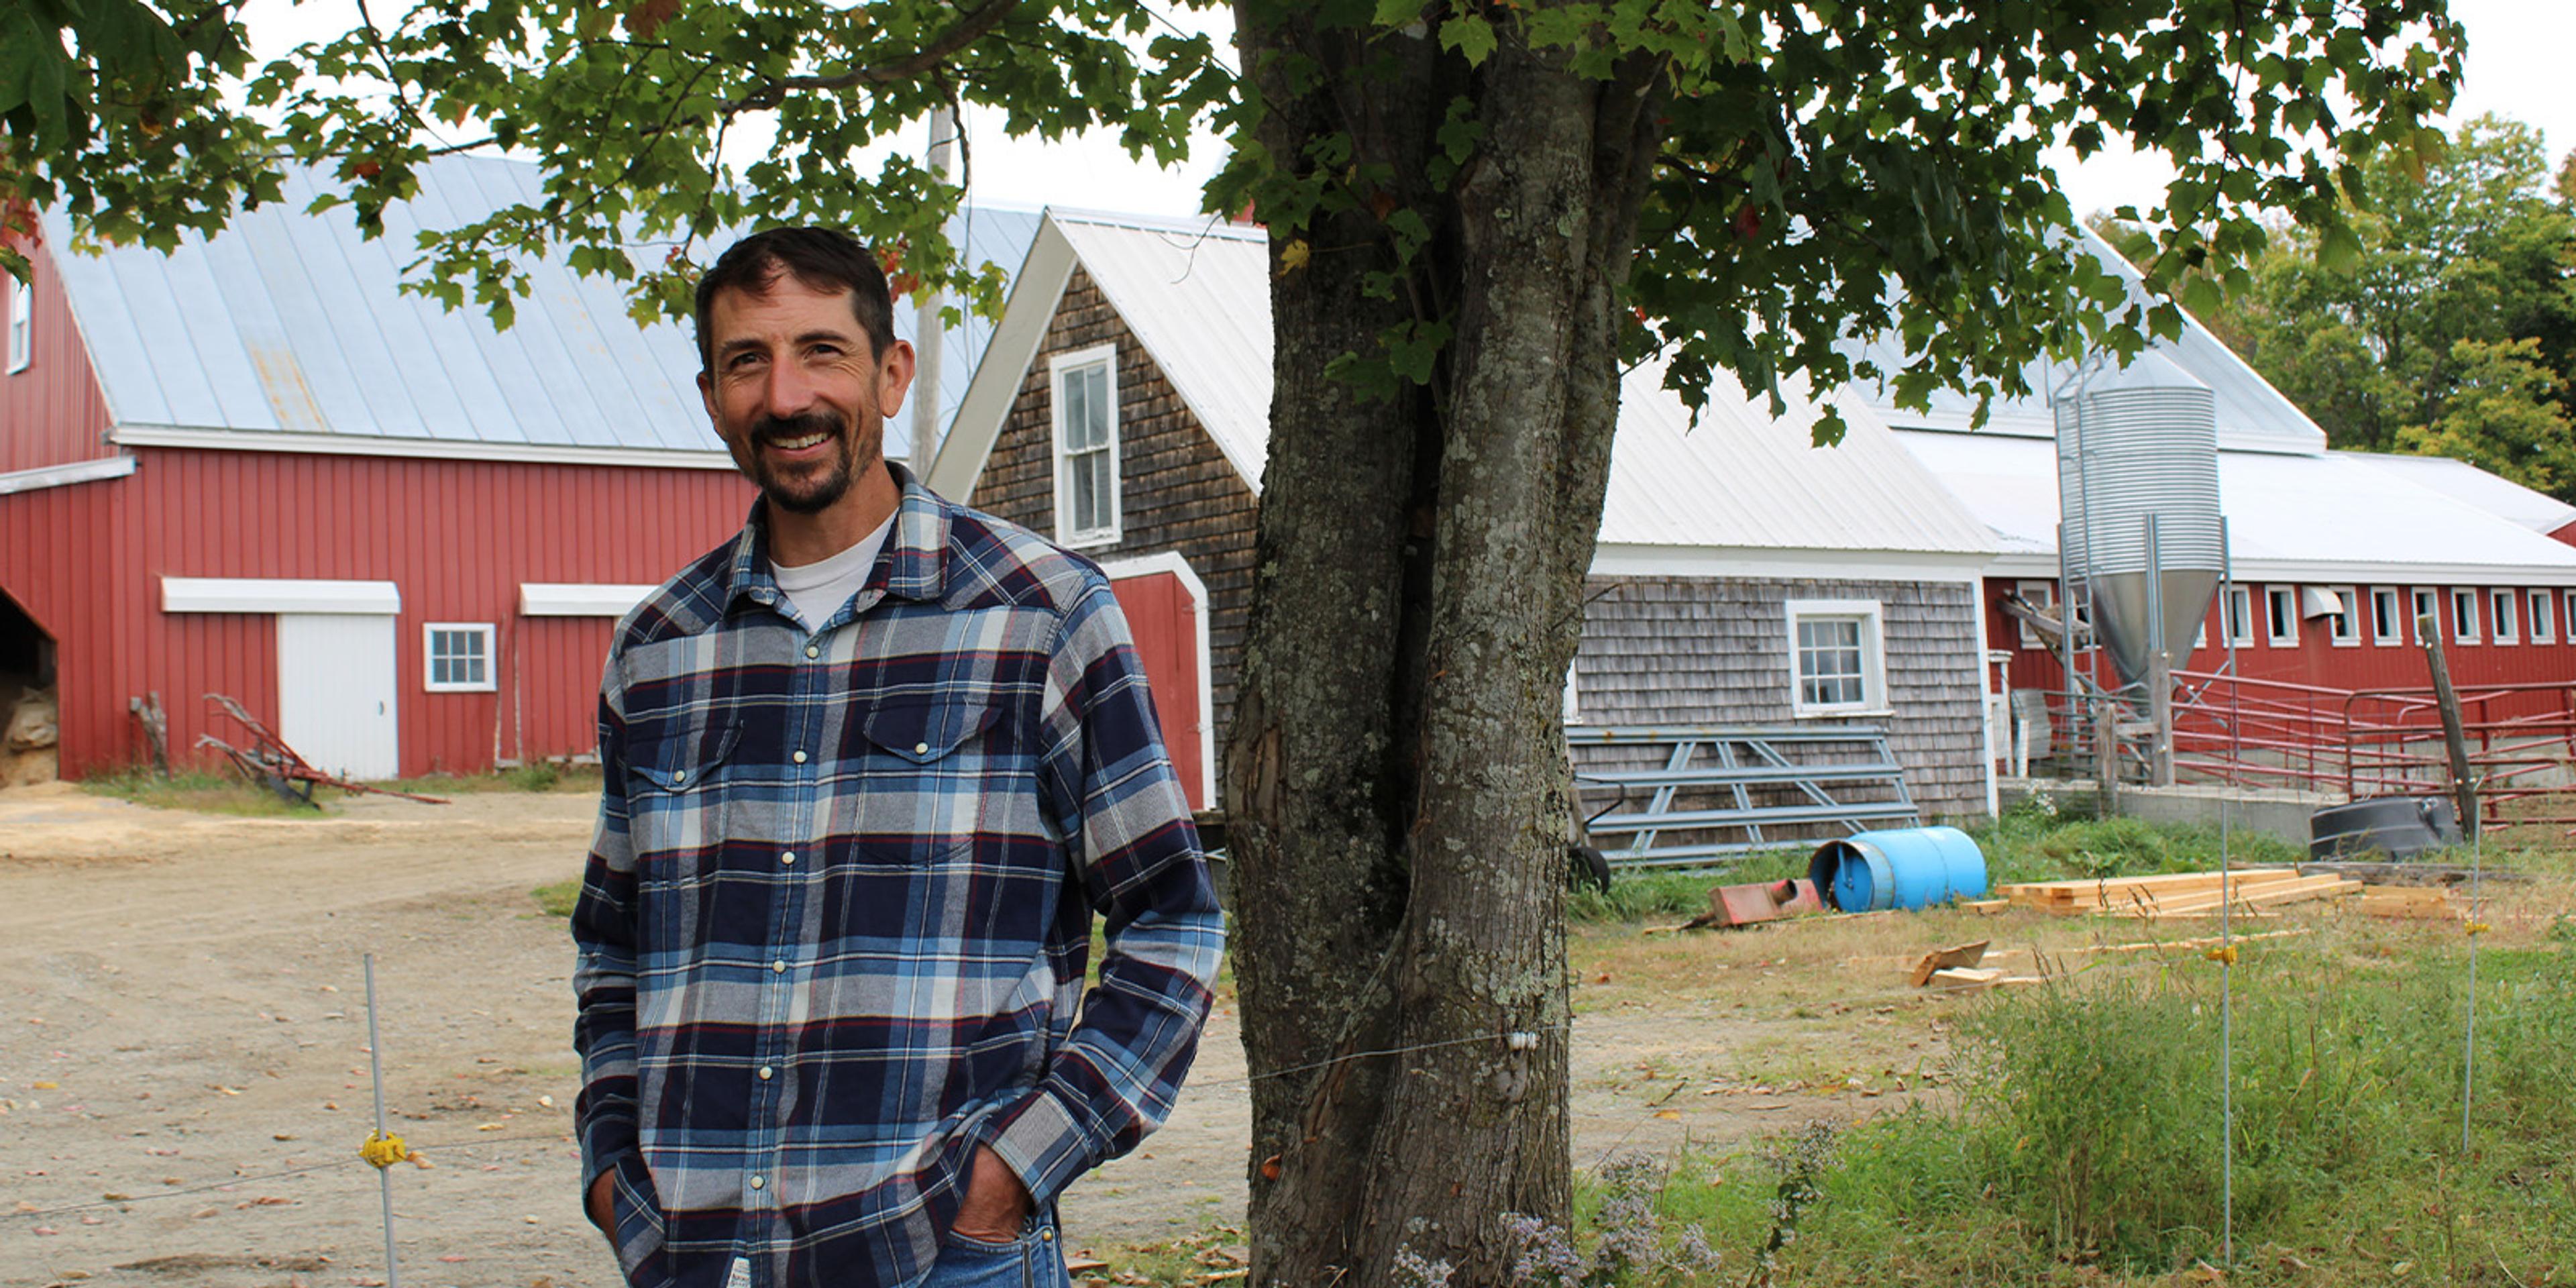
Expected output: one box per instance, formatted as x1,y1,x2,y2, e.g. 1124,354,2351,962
0,160,1055,783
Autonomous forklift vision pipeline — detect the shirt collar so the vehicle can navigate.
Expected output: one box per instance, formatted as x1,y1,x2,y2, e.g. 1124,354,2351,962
722,460,952,613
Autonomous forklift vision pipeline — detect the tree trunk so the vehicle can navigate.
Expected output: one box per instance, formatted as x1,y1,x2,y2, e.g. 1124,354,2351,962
1226,7,1665,1283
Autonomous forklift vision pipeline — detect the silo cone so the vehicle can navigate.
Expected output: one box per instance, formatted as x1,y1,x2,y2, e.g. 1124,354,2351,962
1808,826,1989,912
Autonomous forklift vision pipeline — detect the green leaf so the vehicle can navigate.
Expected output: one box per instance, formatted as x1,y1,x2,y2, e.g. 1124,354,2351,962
1440,14,1497,66
1371,0,1426,28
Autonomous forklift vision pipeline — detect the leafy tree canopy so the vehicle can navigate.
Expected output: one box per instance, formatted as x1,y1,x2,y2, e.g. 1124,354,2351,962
5,0,2466,432
2107,112,2576,496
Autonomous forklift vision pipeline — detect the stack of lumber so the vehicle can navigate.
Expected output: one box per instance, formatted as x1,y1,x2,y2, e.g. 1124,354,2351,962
1907,940,2045,991
1998,867,2362,920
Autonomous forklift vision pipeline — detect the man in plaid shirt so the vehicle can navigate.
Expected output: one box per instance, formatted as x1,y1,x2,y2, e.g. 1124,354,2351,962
572,227,1224,1288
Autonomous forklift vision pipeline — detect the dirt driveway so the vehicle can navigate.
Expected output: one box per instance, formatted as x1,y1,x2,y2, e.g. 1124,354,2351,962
1,783,1917,1288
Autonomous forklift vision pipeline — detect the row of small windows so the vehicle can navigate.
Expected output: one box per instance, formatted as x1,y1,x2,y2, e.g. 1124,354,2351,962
2019,580,2576,652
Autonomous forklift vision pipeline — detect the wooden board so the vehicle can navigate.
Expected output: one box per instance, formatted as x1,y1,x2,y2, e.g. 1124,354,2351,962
1909,940,1992,987
2359,885,2462,920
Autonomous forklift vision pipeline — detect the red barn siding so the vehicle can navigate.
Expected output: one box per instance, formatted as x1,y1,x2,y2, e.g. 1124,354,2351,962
1108,569,1205,810
0,244,117,474
0,473,129,771
517,616,620,761
1991,576,2576,700
7,445,752,779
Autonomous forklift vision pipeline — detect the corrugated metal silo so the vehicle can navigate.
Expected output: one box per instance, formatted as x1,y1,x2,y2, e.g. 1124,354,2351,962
2055,352,2225,688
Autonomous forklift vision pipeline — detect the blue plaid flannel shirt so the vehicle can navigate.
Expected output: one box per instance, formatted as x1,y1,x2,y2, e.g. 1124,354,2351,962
572,466,1224,1288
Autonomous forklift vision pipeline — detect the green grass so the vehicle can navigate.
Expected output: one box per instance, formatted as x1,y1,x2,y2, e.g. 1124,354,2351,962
385,762,604,797
533,879,582,918
1567,810,2310,926
80,766,325,816
1581,934,2576,1285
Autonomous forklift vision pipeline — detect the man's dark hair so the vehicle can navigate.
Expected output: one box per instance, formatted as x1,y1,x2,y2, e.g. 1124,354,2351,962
693,226,898,370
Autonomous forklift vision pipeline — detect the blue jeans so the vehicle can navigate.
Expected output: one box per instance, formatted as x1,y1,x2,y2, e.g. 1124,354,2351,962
920,1211,1071,1288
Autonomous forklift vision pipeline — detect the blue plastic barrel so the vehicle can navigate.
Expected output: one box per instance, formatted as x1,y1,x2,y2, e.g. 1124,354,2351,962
1807,826,1988,912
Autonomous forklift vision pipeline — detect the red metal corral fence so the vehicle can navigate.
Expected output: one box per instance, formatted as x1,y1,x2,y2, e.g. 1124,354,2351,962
2169,668,2576,827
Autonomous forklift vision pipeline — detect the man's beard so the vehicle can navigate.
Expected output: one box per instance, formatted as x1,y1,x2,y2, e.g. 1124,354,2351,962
746,411,867,515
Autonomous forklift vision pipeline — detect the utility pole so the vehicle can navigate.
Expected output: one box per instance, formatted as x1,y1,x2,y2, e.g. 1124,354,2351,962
910,106,956,468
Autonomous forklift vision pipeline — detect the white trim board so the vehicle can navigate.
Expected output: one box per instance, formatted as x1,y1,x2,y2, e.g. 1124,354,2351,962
926,220,1077,498
0,454,137,496
163,576,400,614
113,425,737,471
1098,551,1220,812
520,583,658,616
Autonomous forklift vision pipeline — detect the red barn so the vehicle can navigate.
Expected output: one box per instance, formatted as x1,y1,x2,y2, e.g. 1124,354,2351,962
1852,231,2576,770
0,159,1040,782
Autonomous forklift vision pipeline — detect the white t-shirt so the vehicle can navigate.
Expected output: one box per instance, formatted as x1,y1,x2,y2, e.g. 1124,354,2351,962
771,512,896,631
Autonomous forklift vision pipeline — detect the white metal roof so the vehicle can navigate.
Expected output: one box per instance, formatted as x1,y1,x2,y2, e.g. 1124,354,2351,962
1601,356,1994,557
42,157,1038,464
2337,451,2576,535
1896,427,2576,584
936,210,1992,564
1845,227,2327,455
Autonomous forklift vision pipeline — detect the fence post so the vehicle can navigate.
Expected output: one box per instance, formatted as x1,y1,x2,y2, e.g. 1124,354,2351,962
2149,651,2174,786
2418,612,2479,840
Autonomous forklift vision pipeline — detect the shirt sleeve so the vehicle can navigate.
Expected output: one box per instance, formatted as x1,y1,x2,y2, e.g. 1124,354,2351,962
985,574,1227,1203
570,670,644,1195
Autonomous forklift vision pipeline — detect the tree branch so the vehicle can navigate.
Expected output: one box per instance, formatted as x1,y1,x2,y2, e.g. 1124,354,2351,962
718,0,1025,115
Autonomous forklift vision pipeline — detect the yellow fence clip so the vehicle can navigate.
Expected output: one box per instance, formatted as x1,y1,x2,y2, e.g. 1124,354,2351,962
2203,944,2240,965
359,1130,410,1169
2465,921,2493,937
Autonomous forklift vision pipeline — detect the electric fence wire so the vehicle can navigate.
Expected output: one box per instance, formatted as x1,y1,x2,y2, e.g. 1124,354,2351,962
2218,517,2238,1268
2463,775,2485,1155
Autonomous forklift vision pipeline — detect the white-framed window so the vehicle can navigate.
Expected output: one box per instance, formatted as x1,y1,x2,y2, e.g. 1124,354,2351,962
2318,586,2357,646
2012,579,2057,649
6,270,29,374
1786,598,1888,717
2224,586,2255,647
2492,589,2519,644
423,623,495,692
1048,343,1121,548
2566,589,2576,644
2264,586,2298,647
2370,588,2403,645
2453,588,2480,644
2531,590,2556,645
2413,588,2440,645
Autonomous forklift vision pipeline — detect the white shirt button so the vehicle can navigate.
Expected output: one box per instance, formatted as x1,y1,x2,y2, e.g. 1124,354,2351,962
771,959,787,974
913,741,929,755
792,749,808,764
670,771,685,785
749,1175,765,1190
780,851,796,867
757,1065,773,1081
805,645,820,659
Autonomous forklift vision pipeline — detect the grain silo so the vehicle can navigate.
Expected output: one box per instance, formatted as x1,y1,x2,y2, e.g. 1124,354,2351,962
2055,351,2226,690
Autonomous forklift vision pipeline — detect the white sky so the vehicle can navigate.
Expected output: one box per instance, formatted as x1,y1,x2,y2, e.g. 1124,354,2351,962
238,1,2576,223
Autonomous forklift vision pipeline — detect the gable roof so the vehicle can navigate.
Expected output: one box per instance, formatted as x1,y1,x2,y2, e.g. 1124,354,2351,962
2336,450,2576,535
1843,227,2327,455
934,209,1994,566
41,156,1038,466
1895,427,2576,584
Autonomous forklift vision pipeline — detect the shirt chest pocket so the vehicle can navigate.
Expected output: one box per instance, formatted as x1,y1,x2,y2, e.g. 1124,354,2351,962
623,722,744,865
839,698,1004,866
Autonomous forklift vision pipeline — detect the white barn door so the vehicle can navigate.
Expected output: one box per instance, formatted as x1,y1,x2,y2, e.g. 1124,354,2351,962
276,613,399,780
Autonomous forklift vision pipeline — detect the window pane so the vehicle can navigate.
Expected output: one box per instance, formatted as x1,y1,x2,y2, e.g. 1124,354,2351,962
1069,453,1097,531
465,654,486,684
1061,369,1089,449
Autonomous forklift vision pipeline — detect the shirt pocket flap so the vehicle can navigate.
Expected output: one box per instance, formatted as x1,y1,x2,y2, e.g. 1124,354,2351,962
631,722,741,791
862,699,1001,765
